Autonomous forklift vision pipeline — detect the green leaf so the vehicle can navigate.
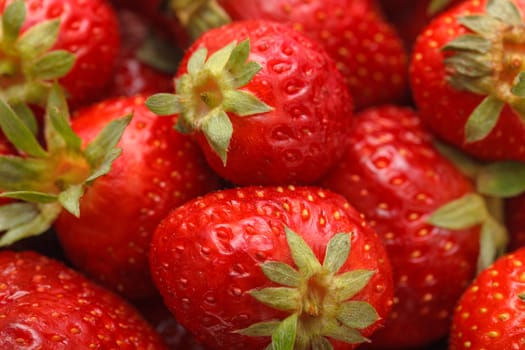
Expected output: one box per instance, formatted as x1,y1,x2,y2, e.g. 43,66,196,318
2,0,26,45
84,114,132,168
477,161,525,197
284,226,322,278
1,191,57,203
465,95,504,143
0,202,38,231
477,216,508,273
0,98,47,157
311,336,334,350
323,233,350,274
58,184,84,217
16,19,60,58
201,109,232,165
487,0,523,25
237,321,280,337
433,140,481,179
458,15,501,36
228,61,261,89
336,301,378,329
29,50,76,80
11,103,37,136
323,321,368,344
428,193,488,229
86,148,122,183
47,105,82,153
442,34,492,54
187,47,208,75
260,261,300,287
145,93,181,116
334,270,375,302
271,313,297,350
225,39,250,72
0,156,49,191
511,72,525,97
205,41,236,75
222,89,272,116
249,287,300,311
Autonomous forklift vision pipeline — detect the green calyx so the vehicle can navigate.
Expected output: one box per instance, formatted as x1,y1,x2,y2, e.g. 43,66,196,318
427,0,454,16
0,83,131,246
237,227,378,350
0,0,75,107
169,0,231,41
146,39,272,165
441,0,525,142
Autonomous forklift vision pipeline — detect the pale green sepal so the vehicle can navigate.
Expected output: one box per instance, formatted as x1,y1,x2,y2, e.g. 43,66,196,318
323,321,368,344
86,148,122,183
260,261,300,287
16,19,60,59
285,226,322,278
84,114,132,168
458,15,501,36
477,161,525,197
428,193,488,229
237,320,280,337
0,156,49,191
442,34,492,54
433,140,481,179
465,95,504,143
0,191,57,203
48,105,82,152
477,216,508,273
311,336,334,350
58,184,83,217
0,98,47,157
204,41,236,74
334,270,375,302
0,202,61,247
512,72,525,97
444,53,492,80
227,61,261,89
249,287,300,311
225,39,250,72
0,202,38,231
323,233,351,274
201,109,232,165
223,90,273,116
2,0,26,46
187,47,208,75
487,0,523,25
30,50,76,80
336,301,379,329
11,103,37,136
146,93,181,116
271,313,297,350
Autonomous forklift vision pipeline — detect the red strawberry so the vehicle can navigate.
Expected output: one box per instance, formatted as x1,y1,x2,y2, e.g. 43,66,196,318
0,250,166,349
54,94,223,299
0,0,120,109
449,247,525,349
147,20,354,186
410,0,525,162
213,0,409,110
319,105,497,348
150,185,394,350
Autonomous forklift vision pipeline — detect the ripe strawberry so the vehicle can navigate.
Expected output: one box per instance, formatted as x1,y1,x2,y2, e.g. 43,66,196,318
212,0,409,110
54,94,223,299
0,250,167,349
0,0,120,109
150,185,394,350
319,105,499,348
147,20,354,186
449,247,525,349
410,0,525,162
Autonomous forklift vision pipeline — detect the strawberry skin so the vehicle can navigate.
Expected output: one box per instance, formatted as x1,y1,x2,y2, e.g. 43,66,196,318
410,0,525,162
216,0,409,110
320,105,480,348
1,0,121,108
449,247,525,349
0,250,166,349
169,20,354,186
150,185,393,350
54,95,223,299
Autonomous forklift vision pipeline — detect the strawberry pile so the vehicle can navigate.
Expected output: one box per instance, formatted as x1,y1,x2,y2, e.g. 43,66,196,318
0,0,524,349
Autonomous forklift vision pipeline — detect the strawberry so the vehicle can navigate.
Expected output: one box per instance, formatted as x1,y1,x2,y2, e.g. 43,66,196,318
0,250,166,349
53,94,223,299
449,246,525,349
0,0,120,109
318,105,505,348
149,185,394,350
211,0,410,110
410,0,525,162
147,20,354,186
